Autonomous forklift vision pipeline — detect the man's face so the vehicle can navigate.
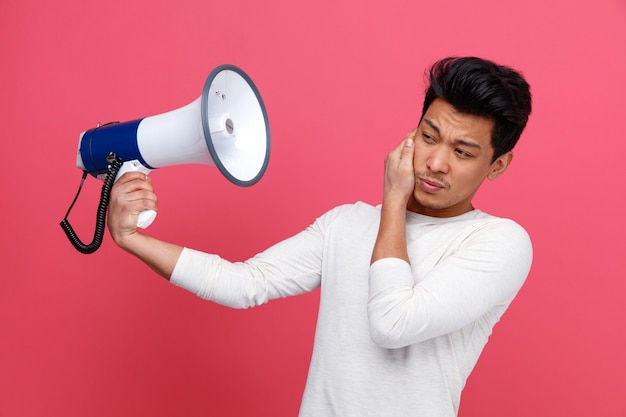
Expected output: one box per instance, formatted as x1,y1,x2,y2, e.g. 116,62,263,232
407,98,512,218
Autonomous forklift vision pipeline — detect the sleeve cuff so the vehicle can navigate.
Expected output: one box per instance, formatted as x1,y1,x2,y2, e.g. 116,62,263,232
369,257,413,296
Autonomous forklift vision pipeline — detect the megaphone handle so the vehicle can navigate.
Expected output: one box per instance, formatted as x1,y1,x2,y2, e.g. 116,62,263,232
114,160,156,229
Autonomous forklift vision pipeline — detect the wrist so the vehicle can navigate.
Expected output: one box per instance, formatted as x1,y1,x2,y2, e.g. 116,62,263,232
382,190,411,210
112,229,147,254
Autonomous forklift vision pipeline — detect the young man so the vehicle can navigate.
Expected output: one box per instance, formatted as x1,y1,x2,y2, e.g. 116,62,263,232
108,56,533,416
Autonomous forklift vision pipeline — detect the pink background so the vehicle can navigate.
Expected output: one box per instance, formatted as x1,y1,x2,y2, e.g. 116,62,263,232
1,0,625,415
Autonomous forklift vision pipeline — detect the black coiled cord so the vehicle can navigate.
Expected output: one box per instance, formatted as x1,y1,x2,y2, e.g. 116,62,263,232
60,155,123,254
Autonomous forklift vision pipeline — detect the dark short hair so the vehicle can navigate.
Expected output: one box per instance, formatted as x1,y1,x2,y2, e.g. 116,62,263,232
421,57,532,161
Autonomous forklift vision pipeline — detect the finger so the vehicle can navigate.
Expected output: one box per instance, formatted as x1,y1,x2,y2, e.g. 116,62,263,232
389,134,412,158
398,135,415,162
130,195,158,214
116,171,150,185
123,187,157,203
113,174,153,196
110,177,157,214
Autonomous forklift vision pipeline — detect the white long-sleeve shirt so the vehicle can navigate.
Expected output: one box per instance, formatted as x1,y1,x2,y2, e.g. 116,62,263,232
171,202,532,416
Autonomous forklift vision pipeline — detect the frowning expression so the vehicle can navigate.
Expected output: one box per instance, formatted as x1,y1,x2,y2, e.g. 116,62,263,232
407,98,513,217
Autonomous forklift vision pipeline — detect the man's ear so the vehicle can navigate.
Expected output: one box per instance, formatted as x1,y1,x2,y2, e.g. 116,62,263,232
488,151,513,180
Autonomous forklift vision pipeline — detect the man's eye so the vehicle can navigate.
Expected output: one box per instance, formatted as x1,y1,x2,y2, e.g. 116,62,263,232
423,134,435,142
455,149,472,158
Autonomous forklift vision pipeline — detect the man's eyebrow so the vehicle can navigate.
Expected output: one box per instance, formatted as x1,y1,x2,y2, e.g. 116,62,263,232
455,138,482,150
423,118,440,134
423,118,482,150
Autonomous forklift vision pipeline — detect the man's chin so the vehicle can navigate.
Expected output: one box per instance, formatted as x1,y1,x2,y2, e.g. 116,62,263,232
407,196,447,214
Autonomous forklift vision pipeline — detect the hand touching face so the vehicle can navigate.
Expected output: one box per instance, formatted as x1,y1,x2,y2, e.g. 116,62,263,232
382,129,419,205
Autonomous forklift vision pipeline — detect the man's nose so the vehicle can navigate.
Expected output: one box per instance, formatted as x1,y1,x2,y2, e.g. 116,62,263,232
426,148,450,174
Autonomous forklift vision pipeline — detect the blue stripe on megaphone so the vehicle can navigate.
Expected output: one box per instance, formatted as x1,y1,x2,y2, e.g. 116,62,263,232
79,119,153,177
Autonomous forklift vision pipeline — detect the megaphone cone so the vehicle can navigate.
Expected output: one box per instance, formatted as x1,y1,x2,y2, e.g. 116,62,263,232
77,64,270,186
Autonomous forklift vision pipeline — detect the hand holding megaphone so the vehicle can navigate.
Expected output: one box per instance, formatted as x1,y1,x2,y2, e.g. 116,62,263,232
113,160,156,229
61,64,270,254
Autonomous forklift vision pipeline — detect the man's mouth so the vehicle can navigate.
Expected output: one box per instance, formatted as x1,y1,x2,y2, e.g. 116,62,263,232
417,175,448,193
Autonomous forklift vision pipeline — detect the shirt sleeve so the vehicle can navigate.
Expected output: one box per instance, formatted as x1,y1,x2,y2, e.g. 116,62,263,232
367,219,533,348
170,212,329,309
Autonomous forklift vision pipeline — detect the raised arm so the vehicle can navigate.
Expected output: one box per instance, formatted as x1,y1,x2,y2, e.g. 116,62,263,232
107,172,183,280
107,171,325,307
370,131,417,265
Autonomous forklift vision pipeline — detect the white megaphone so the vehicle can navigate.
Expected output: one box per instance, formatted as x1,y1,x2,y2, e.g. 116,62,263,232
75,64,270,229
